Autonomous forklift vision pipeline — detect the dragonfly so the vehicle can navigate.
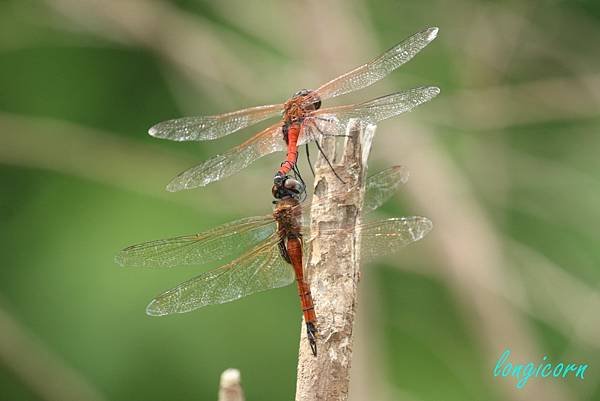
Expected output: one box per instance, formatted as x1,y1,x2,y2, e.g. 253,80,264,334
116,166,432,355
149,27,440,192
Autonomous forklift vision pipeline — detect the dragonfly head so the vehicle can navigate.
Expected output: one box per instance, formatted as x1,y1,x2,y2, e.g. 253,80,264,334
272,176,305,201
292,89,321,111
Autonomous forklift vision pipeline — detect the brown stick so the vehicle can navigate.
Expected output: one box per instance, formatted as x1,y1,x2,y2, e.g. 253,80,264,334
295,121,376,401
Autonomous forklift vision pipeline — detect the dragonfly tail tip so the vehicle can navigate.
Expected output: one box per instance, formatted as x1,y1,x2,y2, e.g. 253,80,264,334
306,322,318,356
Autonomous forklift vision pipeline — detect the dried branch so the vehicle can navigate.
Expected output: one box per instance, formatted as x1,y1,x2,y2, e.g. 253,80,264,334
0,301,107,401
295,122,375,401
217,369,244,401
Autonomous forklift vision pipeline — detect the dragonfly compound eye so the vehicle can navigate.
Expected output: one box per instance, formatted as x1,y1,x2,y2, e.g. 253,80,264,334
311,94,321,110
293,89,311,97
304,91,321,110
295,90,321,111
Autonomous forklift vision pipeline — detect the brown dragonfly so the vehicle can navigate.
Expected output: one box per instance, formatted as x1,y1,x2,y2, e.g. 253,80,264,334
115,166,432,355
148,27,440,191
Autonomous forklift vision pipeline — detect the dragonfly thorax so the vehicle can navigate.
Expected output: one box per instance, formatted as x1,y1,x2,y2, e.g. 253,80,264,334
273,198,302,239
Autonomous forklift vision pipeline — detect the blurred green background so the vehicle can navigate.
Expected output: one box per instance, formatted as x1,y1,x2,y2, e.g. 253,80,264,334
1,0,600,400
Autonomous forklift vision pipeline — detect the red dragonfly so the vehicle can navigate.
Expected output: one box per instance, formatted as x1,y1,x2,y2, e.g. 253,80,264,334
116,166,432,355
148,27,439,191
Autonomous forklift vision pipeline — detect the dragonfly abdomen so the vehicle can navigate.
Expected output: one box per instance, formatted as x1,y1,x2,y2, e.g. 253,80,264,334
278,122,301,175
287,236,318,355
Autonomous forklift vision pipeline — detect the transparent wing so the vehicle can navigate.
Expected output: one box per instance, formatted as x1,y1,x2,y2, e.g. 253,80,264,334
301,217,432,261
314,27,438,101
363,166,409,214
166,123,285,191
115,215,276,268
360,217,433,261
148,104,282,141
146,239,294,315
299,165,410,219
303,87,440,141
158,83,437,191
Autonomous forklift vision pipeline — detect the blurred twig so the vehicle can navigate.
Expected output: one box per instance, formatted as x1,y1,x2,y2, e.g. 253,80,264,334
42,0,263,108
429,73,600,131
0,300,107,401
218,369,244,401
377,123,573,401
0,112,269,213
509,241,600,350
381,223,600,350
0,113,192,200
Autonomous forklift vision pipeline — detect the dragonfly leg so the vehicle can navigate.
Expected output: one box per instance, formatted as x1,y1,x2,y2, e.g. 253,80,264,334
313,134,346,185
305,144,315,177
306,321,318,356
305,119,346,184
277,238,291,263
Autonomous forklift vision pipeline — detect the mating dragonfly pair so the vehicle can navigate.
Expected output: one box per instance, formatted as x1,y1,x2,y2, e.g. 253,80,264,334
117,27,439,356
117,167,432,355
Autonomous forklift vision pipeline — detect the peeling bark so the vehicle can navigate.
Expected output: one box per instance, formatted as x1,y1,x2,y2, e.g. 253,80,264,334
295,122,376,401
